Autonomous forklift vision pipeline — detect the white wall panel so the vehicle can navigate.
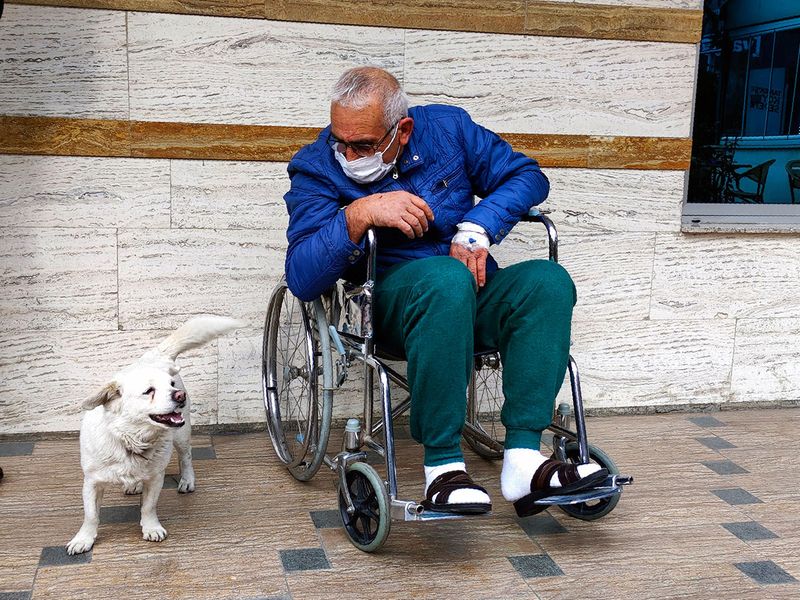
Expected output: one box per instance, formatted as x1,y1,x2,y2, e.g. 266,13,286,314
569,319,736,408
0,228,117,331
0,5,129,119
128,13,404,126
651,234,800,320
0,155,170,228
0,330,219,433
541,0,702,8
118,228,285,330
404,31,695,137
544,168,684,234
731,318,800,404
171,160,290,230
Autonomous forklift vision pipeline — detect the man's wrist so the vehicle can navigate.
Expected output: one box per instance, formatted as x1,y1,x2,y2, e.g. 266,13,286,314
345,198,372,243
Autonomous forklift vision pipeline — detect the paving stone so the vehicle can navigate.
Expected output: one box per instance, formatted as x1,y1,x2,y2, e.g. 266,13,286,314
309,509,342,529
702,460,749,475
688,416,726,428
163,474,179,489
100,505,140,524
695,436,737,450
0,593,32,600
508,554,564,578
722,522,779,541
712,488,763,505
39,546,92,567
279,548,330,572
191,446,217,460
515,513,568,537
734,561,797,584
0,442,34,456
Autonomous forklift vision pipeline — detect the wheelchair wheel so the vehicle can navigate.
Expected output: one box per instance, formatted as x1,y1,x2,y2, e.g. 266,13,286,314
338,461,391,553
463,352,505,460
262,279,333,481
554,442,620,521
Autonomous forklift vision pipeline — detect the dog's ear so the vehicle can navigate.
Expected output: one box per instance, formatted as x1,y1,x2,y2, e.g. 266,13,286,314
82,382,121,410
168,364,181,376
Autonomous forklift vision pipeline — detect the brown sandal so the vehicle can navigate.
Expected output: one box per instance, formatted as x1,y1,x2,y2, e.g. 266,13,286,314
513,459,608,517
421,470,492,515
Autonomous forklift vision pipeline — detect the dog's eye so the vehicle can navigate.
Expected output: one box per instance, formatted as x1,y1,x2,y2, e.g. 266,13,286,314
171,381,175,387
144,387,155,396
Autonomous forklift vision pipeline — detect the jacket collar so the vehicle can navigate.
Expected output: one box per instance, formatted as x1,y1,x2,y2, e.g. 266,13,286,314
397,130,425,174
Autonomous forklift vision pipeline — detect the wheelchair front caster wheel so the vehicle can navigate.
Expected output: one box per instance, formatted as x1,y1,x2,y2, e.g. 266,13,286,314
554,442,621,521
338,461,391,552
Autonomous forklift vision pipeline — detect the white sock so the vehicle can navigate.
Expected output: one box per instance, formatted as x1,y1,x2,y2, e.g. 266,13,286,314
424,462,490,505
500,448,602,502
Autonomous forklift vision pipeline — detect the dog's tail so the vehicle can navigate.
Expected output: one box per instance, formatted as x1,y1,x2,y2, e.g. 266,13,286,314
156,315,244,360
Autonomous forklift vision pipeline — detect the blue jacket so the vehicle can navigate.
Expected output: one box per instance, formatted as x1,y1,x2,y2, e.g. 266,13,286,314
284,104,550,301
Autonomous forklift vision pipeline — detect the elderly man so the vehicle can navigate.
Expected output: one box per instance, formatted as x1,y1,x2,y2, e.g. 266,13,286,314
283,67,605,517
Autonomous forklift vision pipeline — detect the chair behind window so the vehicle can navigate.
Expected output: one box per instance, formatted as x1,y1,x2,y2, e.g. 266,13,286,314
786,160,800,204
728,159,776,204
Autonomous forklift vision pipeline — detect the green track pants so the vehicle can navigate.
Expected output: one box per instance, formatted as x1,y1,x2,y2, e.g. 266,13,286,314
373,256,576,466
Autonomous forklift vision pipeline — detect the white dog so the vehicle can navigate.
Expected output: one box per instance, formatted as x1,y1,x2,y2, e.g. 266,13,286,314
66,315,242,555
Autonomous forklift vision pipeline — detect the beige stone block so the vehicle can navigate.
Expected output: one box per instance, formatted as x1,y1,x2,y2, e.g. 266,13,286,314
0,329,218,434
404,30,695,137
650,233,800,320
0,227,117,330
118,228,285,330
544,168,684,234
731,318,800,404
0,5,129,119
171,159,290,230
543,0,701,7
127,12,404,126
0,155,170,228
217,327,263,424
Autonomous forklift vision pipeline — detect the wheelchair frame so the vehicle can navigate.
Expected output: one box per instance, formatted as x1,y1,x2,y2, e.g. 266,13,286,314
263,209,632,552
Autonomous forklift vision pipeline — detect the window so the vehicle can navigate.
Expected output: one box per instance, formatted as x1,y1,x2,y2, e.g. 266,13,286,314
683,1,800,230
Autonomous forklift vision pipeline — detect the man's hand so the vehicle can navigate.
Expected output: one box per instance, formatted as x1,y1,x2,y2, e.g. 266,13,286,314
345,191,433,242
450,243,488,288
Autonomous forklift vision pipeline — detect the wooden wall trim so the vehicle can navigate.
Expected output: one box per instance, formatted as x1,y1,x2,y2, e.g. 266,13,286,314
7,0,702,44
0,115,691,169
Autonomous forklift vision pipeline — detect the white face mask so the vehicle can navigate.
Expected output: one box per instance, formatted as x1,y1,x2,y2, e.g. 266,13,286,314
333,124,400,184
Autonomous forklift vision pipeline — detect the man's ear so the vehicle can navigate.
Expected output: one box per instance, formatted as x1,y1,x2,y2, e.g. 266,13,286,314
398,116,414,145
82,382,121,410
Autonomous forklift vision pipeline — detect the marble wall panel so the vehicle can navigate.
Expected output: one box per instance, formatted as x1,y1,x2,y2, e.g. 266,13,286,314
127,12,404,126
730,318,800,404
171,160,290,230
493,229,656,322
651,233,800,320
0,155,170,228
0,330,219,433
0,5,129,119
118,228,286,330
568,318,736,408
217,328,262,424
544,168,684,233
0,228,118,330
404,30,695,137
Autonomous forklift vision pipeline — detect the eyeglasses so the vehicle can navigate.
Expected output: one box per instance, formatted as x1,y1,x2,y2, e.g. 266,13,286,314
328,121,399,158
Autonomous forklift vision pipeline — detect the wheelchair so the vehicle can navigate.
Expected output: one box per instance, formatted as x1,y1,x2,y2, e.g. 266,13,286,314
262,209,632,552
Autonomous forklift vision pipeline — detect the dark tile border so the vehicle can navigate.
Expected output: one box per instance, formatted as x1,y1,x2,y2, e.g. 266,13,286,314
508,554,564,578
696,436,736,450
712,488,763,506
310,510,342,529
191,446,216,460
688,416,726,428
0,442,34,457
100,505,140,524
702,460,749,475
0,592,32,600
279,548,331,573
516,513,568,536
734,561,797,584
38,546,92,567
722,522,779,542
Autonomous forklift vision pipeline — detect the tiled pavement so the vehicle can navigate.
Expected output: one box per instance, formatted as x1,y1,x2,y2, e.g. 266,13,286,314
1,408,799,599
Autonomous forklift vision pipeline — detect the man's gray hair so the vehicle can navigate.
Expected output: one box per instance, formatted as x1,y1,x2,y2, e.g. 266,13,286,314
331,67,409,128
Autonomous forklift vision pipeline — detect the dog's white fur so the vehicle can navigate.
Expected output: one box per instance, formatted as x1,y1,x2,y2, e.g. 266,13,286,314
66,315,243,555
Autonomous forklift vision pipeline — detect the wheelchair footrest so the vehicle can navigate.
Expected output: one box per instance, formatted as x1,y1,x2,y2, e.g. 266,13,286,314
533,474,632,506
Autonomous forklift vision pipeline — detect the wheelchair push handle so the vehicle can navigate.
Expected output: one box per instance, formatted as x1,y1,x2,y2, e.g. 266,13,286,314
521,207,558,263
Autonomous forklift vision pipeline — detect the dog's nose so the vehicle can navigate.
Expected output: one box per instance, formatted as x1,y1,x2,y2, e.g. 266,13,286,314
172,389,186,405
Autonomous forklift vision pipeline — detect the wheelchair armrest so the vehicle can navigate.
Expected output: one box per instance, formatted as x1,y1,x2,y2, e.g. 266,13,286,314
520,208,558,263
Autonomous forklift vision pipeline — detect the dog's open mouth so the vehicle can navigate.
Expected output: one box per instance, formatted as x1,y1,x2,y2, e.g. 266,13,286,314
149,412,185,427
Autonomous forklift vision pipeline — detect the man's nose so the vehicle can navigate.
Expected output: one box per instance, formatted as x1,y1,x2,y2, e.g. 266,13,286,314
344,146,361,162
172,389,186,405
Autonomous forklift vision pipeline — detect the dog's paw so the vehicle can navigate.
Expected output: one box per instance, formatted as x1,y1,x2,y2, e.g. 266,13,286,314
142,525,167,542
177,476,195,494
124,482,144,495
66,533,95,555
